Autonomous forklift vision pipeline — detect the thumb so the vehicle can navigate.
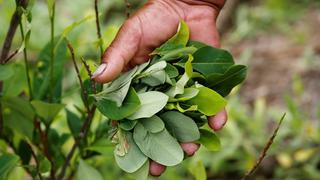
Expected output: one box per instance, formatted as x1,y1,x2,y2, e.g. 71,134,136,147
92,17,142,83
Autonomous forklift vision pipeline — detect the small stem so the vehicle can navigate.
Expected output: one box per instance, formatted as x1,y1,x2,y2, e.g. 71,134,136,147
94,0,103,60
57,42,97,180
26,143,43,180
66,40,90,112
124,0,132,18
242,113,286,180
0,83,3,135
49,2,56,102
81,58,97,94
19,22,33,100
0,0,29,63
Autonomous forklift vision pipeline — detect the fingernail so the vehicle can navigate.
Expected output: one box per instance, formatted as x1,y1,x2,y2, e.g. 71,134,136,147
92,63,107,79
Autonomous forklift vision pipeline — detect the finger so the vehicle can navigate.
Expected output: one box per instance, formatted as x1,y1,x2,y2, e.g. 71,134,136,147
186,8,220,48
149,160,166,177
180,142,200,156
208,109,228,131
92,16,142,83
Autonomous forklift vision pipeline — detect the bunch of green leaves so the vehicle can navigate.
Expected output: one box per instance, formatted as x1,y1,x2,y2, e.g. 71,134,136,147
93,21,247,176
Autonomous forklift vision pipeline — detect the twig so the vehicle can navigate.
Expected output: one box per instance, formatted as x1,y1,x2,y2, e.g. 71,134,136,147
0,82,3,134
57,42,97,180
34,120,56,180
26,143,43,180
66,40,90,112
124,0,132,18
81,57,97,94
94,0,103,58
49,2,56,102
19,22,33,100
0,0,29,63
2,49,19,64
241,113,286,180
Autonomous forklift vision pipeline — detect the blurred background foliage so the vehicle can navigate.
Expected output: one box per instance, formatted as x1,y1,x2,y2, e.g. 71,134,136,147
0,0,319,179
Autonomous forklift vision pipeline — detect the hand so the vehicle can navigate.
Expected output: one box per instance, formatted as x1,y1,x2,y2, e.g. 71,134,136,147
92,0,227,176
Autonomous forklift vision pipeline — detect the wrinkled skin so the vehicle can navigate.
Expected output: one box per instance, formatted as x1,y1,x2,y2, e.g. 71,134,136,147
93,0,227,176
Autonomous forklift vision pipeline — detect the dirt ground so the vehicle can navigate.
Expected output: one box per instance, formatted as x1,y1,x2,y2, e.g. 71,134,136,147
222,7,320,120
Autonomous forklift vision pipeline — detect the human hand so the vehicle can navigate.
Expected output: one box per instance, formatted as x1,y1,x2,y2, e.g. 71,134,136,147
92,0,227,176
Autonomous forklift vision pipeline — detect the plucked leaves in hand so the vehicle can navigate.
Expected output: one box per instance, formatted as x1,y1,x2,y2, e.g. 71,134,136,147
94,66,138,107
161,111,200,142
119,120,138,131
114,132,148,173
92,20,247,175
187,87,227,116
133,123,184,166
176,46,234,75
96,88,141,120
139,115,165,133
197,129,221,151
127,91,168,120
206,65,247,96
152,21,189,55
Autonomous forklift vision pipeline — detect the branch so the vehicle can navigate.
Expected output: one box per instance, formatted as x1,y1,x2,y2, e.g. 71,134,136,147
124,0,132,18
94,0,103,58
241,113,286,180
81,57,97,94
0,0,29,63
26,143,43,180
57,41,97,180
66,40,90,112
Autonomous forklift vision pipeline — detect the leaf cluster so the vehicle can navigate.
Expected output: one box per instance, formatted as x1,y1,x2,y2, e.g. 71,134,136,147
93,21,247,176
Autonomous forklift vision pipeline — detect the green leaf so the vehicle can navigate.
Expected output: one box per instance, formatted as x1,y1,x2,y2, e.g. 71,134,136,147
187,40,208,49
187,87,227,116
127,91,168,120
188,160,207,180
176,46,234,75
66,110,82,136
94,66,138,107
130,160,149,180
165,63,179,78
152,21,190,55
2,97,35,139
165,103,198,113
133,123,183,166
2,63,27,97
114,132,148,173
141,70,166,86
33,36,67,102
31,100,64,125
77,159,103,180
167,21,189,47
96,88,141,120
197,129,220,151
160,111,200,142
169,88,199,102
37,154,51,174
159,46,197,61
139,115,165,133
0,154,20,180
142,61,167,74
207,65,247,96
119,120,137,131
166,55,193,97
0,64,14,81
